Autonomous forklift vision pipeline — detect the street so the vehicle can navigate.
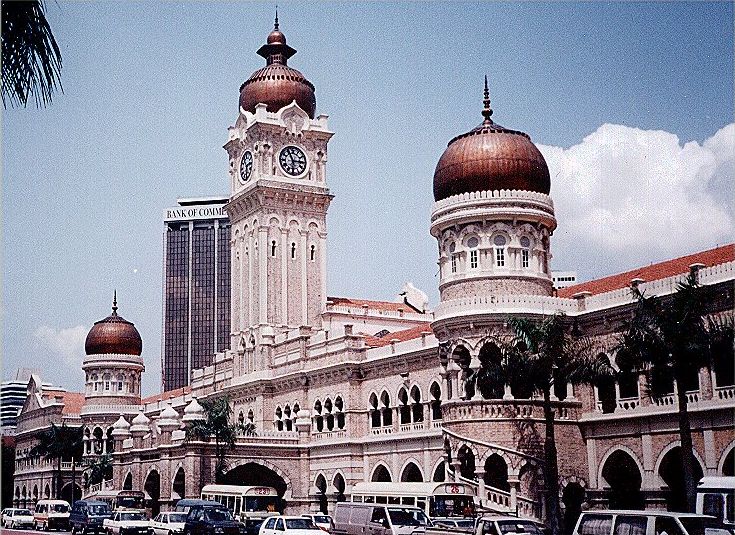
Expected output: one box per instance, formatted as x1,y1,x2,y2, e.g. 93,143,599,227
1,530,71,535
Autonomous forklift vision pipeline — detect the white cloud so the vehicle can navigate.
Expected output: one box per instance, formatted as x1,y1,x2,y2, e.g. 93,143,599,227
539,123,734,278
33,324,88,368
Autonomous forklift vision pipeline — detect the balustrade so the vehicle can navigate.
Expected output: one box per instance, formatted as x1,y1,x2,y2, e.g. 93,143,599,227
715,385,735,400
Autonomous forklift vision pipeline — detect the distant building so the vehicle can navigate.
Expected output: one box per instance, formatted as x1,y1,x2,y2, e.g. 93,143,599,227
552,270,578,289
162,197,231,391
1,369,47,433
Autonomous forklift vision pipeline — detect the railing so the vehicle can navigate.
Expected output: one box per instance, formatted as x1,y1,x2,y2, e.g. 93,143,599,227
617,397,640,411
686,390,700,404
715,385,735,400
432,420,443,429
398,422,427,433
370,426,393,435
311,430,347,441
652,394,675,407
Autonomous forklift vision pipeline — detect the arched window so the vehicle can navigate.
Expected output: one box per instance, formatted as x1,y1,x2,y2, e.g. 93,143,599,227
324,398,334,431
335,396,345,430
275,406,283,431
116,374,124,392
247,409,254,423
401,462,424,482
493,235,506,267
449,242,458,273
284,405,292,431
313,400,323,432
410,385,423,422
467,236,479,269
369,393,380,428
91,374,99,392
371,464,392,482
430,382,442,420
398,387,410,425
93,427,104,454
520,236,531,268
293,402,300,416
380,391,392,426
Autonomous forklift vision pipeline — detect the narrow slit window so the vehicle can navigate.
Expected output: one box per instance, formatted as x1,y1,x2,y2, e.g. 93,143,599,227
310,245,316,261
291,242,296,259
271,241,277,257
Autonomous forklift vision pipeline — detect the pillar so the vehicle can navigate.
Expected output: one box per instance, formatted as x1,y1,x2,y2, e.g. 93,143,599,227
451,461,461,483
699,366,713,400
509,478,519,514
476,469,486,503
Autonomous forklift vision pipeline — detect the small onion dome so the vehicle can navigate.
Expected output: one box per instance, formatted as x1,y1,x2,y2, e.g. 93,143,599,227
130,410,150,435
158,402,180,431
85,292,143,356
433,78,550,202
111,414,131,438
239,16,316,118
182,397,206,423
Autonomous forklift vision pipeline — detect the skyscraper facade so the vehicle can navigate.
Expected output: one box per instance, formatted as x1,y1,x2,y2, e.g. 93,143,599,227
162,197,231,391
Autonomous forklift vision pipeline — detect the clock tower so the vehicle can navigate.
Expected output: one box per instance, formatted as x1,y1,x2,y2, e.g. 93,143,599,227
224,16,334,351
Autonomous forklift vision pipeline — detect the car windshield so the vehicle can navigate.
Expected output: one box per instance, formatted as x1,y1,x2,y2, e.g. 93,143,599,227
120,513,146,521
204,510,233,522
311,516,330,524
679,517,733,535
52,504,69,513
89,505,110,515
286,519,320,530
497,521,543,535
387,509,421,527
18,510,32,516
166,514,187,523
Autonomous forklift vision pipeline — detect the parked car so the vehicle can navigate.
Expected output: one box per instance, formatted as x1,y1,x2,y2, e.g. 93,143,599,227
2,508,35,529
302,514,334,533
175,500,225,515
183,504,244,535
333,502,429,535
34,499,71,531
431,518,474,530
103,510,151,535
150,512,188,535
70,500,113,535
572,510,733,535
260,516,323,535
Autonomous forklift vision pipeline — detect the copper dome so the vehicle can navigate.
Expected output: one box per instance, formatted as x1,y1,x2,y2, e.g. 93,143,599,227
239,17,316,118
433,79,550,201
85,294,142,356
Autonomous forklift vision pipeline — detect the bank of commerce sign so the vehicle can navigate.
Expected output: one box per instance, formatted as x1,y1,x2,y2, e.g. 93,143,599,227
163,204,228,222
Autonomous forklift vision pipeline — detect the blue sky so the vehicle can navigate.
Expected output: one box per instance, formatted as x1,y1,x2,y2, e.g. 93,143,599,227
3,2,733,395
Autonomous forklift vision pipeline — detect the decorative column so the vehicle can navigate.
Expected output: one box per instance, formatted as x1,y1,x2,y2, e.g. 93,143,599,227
470,354,483,401
280,228,288,325
300,230,308,325
503,384,514,400
451,461,461,483
699,366,713,400
509,478,519,514
129,411,150,449
258,226,268,324
476,469,486,504
447,360,461,400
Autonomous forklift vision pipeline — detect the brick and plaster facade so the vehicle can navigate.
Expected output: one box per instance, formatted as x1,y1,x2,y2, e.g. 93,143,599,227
12,19,735,529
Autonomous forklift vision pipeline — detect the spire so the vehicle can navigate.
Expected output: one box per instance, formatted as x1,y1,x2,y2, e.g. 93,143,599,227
482,75,494,125
258,11,297,65
112,290,118,315
274,6,279,30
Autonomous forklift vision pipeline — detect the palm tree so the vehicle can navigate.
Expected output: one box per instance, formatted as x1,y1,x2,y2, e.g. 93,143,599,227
29,422,83,499
616,273,733,512
500,314,614,535
84,454,113,488
2,0,63,108
185,396,256,482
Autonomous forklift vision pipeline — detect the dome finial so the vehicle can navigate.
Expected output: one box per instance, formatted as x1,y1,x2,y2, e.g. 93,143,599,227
112,290,118,315
274,6,279,30
482,75,493,124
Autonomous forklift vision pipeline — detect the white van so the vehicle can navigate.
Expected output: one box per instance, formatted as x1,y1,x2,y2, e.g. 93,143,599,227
572,510,732,535
697,476,735,527
34,499,71,530
333,502,429,535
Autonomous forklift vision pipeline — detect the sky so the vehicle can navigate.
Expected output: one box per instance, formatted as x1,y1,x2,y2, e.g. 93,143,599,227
3,2,733,396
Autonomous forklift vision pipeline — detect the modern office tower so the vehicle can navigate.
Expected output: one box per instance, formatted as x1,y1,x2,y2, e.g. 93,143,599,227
162,197,231,391
1,369,45,433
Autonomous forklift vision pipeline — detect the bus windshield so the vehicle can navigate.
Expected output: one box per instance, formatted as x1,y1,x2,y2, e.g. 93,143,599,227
52,504,69,513
245,497,278,513
118,497,144,510
431,495,474,517
88,505,110,516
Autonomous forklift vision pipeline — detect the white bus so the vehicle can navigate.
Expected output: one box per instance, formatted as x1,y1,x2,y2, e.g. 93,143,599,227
201,485,280,529
349,482,476,519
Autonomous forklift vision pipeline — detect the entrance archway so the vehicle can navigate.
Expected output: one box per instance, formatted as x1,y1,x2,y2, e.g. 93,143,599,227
123,472,133,490
458,446,476,481
601,450,643,510
172,468,185,502
144,470,161,517
484,454,509,491
401,462,423,483
371,464,392,482
433,462,446,483
315,474,328,514
60,483,82,504
333,473,346,502
222,462,288,510
659,446,703,512
562,483,585,535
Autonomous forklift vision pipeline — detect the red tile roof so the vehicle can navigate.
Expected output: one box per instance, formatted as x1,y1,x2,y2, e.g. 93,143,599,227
359,322,434,348
328,296,424,314
558,244,734,298
40,391,85,415
141,386,191,405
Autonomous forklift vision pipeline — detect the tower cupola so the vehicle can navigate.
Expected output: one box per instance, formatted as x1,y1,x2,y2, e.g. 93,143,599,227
239,13,317,118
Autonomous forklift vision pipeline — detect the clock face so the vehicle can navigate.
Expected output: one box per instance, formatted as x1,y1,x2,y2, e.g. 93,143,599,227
279,146,307,177
239,150,253,183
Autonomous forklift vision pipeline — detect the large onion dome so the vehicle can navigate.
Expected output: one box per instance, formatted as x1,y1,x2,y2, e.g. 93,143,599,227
84,292,143,356
239,14,316,118
433,78,550,201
